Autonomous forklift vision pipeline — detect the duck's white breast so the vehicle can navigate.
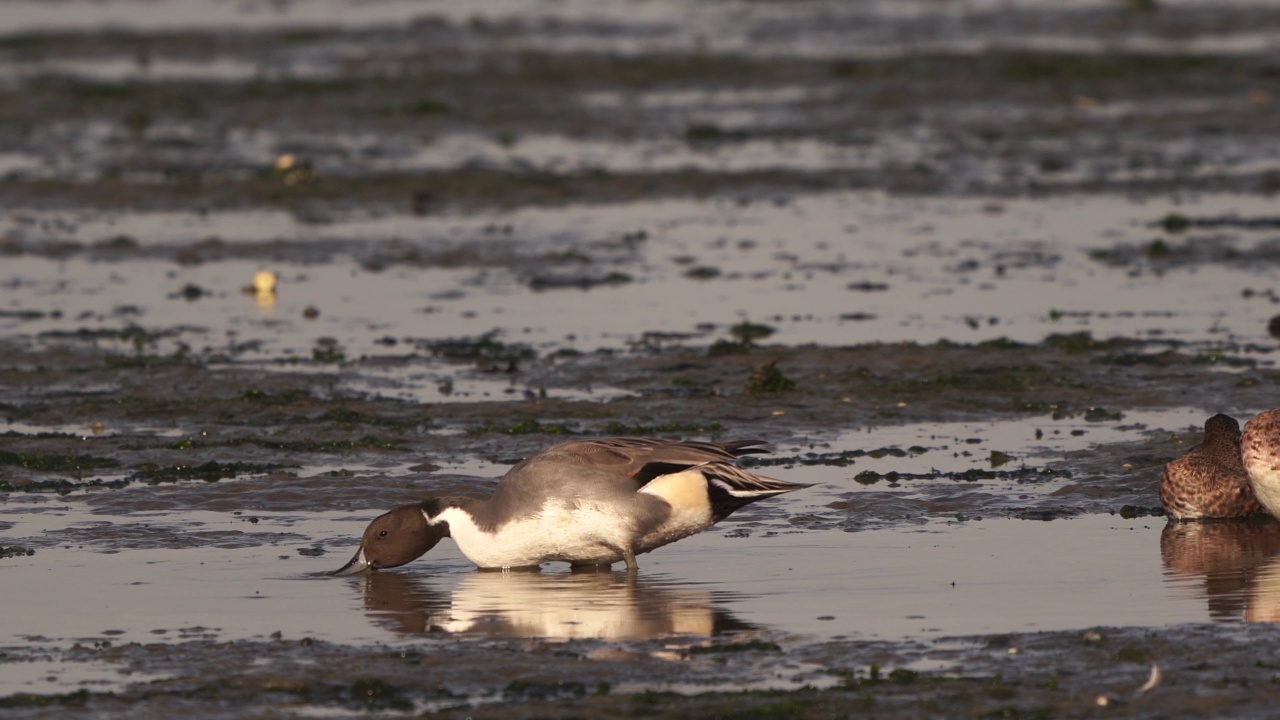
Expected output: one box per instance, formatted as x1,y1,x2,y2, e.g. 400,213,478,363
434,505,629,568
1245,450,1280,517
1244,412,1280,517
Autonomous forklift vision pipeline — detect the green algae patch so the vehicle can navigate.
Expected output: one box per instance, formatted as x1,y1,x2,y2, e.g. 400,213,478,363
248,436,408,452
0,476,131,494
1159,213,1192,233
102,353,193,369
1044,332,1133,354
242,388,311,404
745,447,905,470
0,449,119,472
152,434,407,453
601,421,725,435
710,321,776,355
1146,238,1173,258
399,96,452,115
1118,505,1165,519
1012,400,1125,421
709,338,752,356
0,689,93,708
855,470,882,485
993,51,1217,84
312,344,345,363
1191,351,1258,368
685,123,751,144
349,677,413,711
1083,407,1124,422
504,680,590,701
890,367,1041,393
746,360,796,393
469,418,575,435
978,337,1026,350
529,271,633,291
420,333,536,362
130,460,285,483
0,545,35,558
839,466,1066,486
888,668,922,684
688,640,782,654
39,324,174,345
705,696,822,719
1116,647,1152,664
730,323,776,344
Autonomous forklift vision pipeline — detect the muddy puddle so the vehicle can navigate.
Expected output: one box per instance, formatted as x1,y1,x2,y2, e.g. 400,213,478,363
6,192,1280,358
7,0,1280,717
2,404,1276,711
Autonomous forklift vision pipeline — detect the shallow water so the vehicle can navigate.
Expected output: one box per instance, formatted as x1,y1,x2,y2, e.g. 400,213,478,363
6,193,1280,361
3,509,1274,675
0,407,1262,657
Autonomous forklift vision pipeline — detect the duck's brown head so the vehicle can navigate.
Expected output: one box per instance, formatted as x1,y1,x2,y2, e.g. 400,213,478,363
1204,413,1242,443
331,503,449,575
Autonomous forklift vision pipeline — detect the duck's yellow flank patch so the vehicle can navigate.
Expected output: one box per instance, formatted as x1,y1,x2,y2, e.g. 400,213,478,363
639,468,712,521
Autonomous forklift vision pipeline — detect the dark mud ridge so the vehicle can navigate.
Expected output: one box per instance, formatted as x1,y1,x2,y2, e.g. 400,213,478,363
3,624,1279,719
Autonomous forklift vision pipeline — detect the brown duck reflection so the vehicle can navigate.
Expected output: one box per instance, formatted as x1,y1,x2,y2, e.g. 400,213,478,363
353,569,754,640
1161,518,1280,622
354,572,453,634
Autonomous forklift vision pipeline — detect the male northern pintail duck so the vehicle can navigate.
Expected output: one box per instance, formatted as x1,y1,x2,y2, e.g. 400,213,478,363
1160,413,1265,520
333,437,808,574
1242,409,1280,519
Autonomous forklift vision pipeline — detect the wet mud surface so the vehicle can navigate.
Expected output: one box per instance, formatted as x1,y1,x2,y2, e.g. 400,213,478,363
5,0,1280,717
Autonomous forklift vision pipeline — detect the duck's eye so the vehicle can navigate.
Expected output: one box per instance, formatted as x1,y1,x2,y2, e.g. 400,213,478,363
378,530,389,538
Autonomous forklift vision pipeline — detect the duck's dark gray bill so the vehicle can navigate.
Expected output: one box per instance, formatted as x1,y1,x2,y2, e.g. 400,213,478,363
331,547,372,576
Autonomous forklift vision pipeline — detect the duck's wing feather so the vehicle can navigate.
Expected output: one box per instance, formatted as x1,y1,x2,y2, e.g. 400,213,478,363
485,437,808,529
565,437,769,465
700,461,811,521
530,436,765,471
702,462,810,497
497,437,770,494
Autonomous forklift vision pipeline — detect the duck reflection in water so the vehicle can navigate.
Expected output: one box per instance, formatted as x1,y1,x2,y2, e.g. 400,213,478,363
351,568,755,640
1161,518,1280,622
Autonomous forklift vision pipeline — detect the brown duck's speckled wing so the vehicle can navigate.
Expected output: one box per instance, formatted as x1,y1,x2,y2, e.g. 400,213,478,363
1161,455,1265,520
1160,413,1265,520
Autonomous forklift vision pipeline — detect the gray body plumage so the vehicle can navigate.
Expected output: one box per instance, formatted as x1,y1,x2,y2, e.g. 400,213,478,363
336,437,807,574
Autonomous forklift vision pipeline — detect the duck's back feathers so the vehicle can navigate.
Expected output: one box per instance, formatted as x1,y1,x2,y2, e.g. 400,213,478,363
501,437,769,493
541,437,768,470
486,437,806,533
